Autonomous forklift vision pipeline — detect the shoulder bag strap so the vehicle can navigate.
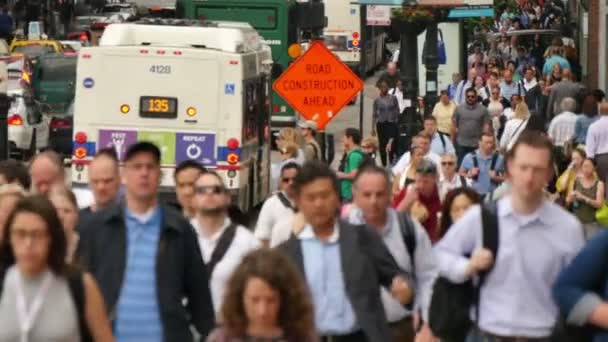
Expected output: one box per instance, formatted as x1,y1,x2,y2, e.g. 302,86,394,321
397,212,417,273
475,201,499,324
438,132,447,151
460,175,467,187
206,224,238,276
276,192,296,212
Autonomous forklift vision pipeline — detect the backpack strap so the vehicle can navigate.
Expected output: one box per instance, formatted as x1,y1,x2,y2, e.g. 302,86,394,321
490,153,499,171
459,175,467,187
475,201,500,323
397,212,417,273
438,132,447,152
472,153,479,169
276,191,297,212
307,141,320,160
67,270,93,342
206,224,238,276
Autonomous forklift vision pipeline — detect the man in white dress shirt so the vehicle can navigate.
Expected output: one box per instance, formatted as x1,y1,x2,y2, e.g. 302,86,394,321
392,133,441,177
190,171,259,315
586,102,608,186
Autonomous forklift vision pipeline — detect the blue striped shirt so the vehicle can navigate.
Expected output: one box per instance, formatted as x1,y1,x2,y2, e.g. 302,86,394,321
115,207,163,342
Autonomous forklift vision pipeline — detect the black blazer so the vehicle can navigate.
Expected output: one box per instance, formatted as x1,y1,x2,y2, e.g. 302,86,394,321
277,220,413,342
77,204,215,342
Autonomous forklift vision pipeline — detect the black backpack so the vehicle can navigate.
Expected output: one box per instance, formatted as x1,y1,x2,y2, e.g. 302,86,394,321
0,267,93,342
428,202,499,341
471,152,501,185
350,149,375,169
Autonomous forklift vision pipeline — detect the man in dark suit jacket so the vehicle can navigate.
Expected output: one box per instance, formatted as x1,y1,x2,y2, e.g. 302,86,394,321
277,161,414,342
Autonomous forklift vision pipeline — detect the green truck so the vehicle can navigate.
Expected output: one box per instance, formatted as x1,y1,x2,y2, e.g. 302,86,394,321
176,0,324,132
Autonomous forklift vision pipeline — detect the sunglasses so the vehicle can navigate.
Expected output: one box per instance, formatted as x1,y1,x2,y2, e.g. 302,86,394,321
195,185,224,195
441,161,456,166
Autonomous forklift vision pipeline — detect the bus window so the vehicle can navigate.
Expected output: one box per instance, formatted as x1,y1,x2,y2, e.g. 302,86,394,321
243,80,260,141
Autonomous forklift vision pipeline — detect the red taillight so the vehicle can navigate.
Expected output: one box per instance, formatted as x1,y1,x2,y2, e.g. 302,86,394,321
50,118,71,128
352,32,360,39
229,60,238,65
82,53,91,59
173,51,182,55
8,114,23,126
273,105,280,113
140,49,149,54
80,33,88,41
227,138,239,150
157,50,165,55
75,132,87,144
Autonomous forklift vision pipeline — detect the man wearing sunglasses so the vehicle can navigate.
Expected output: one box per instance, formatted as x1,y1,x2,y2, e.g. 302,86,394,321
255,162,300,247
452,87,492,165
191,170,260,317
438,153,470,201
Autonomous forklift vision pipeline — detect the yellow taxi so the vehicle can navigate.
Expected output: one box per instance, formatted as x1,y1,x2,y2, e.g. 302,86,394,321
9,39,64,59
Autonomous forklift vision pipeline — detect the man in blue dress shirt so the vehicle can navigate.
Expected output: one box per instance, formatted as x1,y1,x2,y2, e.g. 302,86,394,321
436,131,584,341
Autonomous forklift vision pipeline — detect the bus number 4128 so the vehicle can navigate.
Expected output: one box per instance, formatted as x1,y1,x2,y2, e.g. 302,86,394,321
149,65,172,74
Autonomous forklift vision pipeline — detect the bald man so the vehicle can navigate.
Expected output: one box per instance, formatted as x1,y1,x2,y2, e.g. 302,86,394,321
376,62,400,89
29,150,65,195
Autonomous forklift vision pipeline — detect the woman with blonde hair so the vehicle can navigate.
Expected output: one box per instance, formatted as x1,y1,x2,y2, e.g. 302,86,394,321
277,128,305,165
499,101,530,151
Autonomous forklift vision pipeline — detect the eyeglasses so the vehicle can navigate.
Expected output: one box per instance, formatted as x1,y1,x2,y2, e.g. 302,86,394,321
466,95,477,99
195,185,224,195
282,177,295,184
441,161,456,166
11,229,49,243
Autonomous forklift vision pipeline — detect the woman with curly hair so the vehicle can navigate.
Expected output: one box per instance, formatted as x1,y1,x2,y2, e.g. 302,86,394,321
207,249,316,342
438,187,481,240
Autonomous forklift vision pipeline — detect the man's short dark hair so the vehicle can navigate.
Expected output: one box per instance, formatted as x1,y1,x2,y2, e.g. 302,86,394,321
424,115,437,123
593,89,606,102
94,147,119,163
0,159,30,189
344,128,362,145
293,161,339,196
506,130,554,166
280,162,301,175
124,142,161,164
353,164,390,190
415,159,438,176
175,160,206,180
465,87,477,97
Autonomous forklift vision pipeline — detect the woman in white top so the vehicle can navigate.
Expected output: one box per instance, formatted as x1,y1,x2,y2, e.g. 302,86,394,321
500,101,531,152
0,195,113,342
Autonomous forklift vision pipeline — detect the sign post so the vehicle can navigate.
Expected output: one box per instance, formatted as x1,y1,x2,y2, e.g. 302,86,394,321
272,41,364,131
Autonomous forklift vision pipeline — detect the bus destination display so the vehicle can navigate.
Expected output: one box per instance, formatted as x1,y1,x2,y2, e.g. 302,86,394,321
140,96,178,118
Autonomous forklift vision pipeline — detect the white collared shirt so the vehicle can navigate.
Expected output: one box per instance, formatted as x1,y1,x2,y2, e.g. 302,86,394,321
191,217,260,315
438,174,470,201
254,192,296,242
298,223,339,242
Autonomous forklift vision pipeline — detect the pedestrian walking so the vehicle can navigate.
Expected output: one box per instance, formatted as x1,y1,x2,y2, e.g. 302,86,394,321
548,97,578,174
499,69,521,102
174,160,206,219
276,128,305,165
0,183,25,244
432,90,457,136
454,68,476,105
546,70,582,120
49,187,80,263
574,93,599,146
434,131,585,341
29,151,65,196
393,145,426,194
424,116,455,156
373,81,400,166
206,249,316,342
452,88,492,165
297,120,322,162
361,136,379,164
566,158,605,240
459,132,505,197
437,187,480,240
0,195,114,342
191,170,260,317
553,229,608,341
255,163,299,247
438,153,470,201
376,62,400,89
394,160,442,243
80,148,122,220
0,159,30,189
337,128,367,202
77,142,215,341
500,101,530,152
555,148,588,204
348,165,438,342
519,65,542,115
277,161,414,342
392,133,441,178
586,102,608,185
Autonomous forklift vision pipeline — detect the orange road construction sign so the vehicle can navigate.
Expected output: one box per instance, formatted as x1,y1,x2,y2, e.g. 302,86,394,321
272,41,364,130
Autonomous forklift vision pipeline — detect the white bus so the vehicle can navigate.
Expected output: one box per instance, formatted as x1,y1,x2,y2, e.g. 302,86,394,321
71,20,273,211
323,1,385,76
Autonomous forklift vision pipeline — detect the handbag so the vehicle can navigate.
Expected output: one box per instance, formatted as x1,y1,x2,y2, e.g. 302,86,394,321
437,29,447,65
596,201,608,227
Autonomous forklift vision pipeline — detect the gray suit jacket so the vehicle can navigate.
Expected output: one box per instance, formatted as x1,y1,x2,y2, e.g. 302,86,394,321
277,220,413,342
546,80,582,120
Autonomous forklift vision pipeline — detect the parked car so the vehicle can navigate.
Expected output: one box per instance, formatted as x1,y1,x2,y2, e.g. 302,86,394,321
7,59,50,159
